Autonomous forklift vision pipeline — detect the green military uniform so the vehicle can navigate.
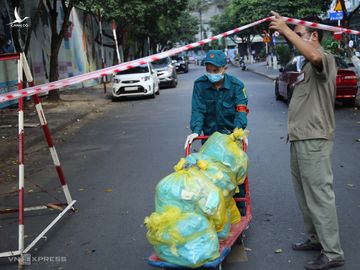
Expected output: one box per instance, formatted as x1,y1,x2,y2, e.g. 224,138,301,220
190,73,248,135
289,47,344,260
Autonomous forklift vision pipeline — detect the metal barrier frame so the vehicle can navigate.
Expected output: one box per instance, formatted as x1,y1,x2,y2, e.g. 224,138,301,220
0,52,76,267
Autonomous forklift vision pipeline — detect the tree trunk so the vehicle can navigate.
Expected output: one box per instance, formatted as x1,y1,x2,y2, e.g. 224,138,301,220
47,42,61,101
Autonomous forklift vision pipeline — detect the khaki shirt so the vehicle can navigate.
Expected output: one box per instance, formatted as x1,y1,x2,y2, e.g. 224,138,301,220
288,47,337,141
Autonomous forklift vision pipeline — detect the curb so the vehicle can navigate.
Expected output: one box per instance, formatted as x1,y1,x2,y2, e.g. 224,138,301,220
247,68,278,81
0,99,111,161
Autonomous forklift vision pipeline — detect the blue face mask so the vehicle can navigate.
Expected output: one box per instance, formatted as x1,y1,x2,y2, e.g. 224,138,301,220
205,72,224,83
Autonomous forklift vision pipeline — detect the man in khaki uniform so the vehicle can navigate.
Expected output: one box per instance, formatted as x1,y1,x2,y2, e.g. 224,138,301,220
270,13,344,270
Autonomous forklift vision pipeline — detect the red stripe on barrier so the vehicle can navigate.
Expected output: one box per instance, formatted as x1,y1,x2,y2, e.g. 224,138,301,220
19,132,24,164
55,166,67,186
114,69,120,73
43,124,54,147
33,94,40,104
100,73,107,77
139,60,146,65
19,188,24,225
310,23,318,27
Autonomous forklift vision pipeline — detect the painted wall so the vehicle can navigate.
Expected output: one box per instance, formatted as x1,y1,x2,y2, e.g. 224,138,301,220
0,0,114,108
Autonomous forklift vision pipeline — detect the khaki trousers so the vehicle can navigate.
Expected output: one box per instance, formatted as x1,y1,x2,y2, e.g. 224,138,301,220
290,139,344,260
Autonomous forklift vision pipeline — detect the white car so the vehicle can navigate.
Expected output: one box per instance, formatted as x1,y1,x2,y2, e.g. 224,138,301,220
112,63,160,99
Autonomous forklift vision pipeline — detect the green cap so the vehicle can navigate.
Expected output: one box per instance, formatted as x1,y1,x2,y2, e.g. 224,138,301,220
204,50,227,67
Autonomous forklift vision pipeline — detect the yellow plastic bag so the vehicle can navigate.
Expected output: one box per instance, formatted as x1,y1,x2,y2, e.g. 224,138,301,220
199,129,249,185
228,198,241,224
144,206,220,268
155,159,227,232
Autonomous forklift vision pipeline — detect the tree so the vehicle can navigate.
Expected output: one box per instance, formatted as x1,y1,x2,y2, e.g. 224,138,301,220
81,0,197,58
210,0,334,58
189,0,213,40
43,0,75,101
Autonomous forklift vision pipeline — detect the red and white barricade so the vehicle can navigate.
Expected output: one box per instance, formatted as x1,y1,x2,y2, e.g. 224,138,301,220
0,52,76,267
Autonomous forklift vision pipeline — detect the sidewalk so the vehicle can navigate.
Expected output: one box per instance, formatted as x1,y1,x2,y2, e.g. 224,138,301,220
246,61,279,80
0,84,112,163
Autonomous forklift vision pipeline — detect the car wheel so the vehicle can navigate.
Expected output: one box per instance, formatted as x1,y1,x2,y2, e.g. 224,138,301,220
275,80,282,100
184,68,189,73
155,87,160,95
287,86,293,105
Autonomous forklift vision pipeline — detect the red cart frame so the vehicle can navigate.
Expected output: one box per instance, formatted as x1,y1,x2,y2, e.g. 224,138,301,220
148,135,252,270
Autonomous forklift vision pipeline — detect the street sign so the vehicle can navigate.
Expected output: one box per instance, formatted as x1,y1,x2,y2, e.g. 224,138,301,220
334,0,342,11
330,11,343,20
263,36,271,43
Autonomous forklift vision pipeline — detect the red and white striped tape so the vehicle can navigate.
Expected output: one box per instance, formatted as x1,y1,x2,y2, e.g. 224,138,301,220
280,16,360,35
0,15,358,104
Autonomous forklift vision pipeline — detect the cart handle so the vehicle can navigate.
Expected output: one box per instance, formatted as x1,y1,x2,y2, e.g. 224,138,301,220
185,135,247,157
185,136,209,157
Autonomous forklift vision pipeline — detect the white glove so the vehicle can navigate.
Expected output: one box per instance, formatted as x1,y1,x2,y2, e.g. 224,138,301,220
184,133,199,149
244,137,248,146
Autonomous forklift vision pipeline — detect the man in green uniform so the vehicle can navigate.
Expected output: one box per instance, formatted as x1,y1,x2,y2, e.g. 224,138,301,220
184,49,249,214
185,50,248,143
270,12,344,270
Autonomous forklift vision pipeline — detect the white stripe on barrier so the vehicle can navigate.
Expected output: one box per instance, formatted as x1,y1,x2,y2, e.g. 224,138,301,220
62,184,73,204
18,111,24,134
19,224,24,251
35,103,46,125
19,164,24,188
49,147,60,166
1,15,359,104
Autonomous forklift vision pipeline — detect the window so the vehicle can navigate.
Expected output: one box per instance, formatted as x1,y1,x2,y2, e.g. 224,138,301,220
117,64,149,75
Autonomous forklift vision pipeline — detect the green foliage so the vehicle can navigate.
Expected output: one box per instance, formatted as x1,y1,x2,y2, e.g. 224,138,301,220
258,48,267,60
275,44,291,65
79,0,198,56
322,36,342,56
210,0,333,44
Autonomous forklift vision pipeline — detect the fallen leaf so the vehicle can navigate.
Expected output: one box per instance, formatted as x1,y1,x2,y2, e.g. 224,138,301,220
28,189,33,193
274,249,283,254
84,249,96,255
356,138,360,142
347,184,355,188
78,188,85,192
244,247,252,251
104,188,113,193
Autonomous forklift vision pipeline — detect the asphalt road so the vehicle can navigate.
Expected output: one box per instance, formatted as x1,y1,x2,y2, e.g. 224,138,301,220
0,65,359,270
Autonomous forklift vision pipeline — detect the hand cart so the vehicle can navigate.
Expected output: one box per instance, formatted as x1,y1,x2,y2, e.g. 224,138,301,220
148,136,252,270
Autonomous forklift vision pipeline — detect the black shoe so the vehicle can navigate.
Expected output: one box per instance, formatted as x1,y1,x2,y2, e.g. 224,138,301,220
292,239,322,251
305,253,344,270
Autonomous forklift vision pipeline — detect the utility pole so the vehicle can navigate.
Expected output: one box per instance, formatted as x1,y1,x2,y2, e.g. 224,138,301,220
112,20,121,64
98,9,106,93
